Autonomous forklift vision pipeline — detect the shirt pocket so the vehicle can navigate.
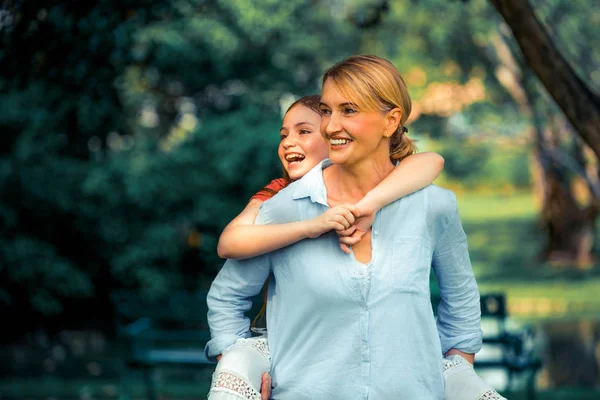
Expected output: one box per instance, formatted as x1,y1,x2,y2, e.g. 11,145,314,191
390,237,431,295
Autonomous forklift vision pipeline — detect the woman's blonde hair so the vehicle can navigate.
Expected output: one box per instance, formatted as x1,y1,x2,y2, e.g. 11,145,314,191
322,54,416,161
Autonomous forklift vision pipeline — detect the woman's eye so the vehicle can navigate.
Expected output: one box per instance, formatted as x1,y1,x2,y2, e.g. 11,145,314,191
343,107,357,114
320,108,331,115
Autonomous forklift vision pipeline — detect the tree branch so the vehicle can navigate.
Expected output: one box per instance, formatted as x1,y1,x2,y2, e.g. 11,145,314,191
490,0,600,158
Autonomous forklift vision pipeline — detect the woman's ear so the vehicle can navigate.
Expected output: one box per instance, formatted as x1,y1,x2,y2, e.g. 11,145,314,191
384,108,402,137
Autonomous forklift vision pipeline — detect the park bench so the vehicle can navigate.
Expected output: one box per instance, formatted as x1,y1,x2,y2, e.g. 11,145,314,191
111,289,216,400
111,289,265,400
433,292,543,399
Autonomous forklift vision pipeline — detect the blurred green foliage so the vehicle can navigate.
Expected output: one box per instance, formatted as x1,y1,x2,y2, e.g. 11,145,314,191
0,0,362,321
0,0,597,329
435,137,532,189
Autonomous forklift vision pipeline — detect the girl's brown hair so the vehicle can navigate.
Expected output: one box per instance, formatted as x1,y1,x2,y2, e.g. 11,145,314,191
322,54,417,161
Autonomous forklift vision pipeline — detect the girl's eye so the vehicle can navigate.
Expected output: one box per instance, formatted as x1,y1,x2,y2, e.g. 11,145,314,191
280,134,288,141
299,129,311,135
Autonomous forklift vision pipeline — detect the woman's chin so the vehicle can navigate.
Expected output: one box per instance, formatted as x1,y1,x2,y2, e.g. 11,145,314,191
328,154,348,165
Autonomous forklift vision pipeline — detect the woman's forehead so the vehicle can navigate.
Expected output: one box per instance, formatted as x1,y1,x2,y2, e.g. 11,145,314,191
321,79,380,111
321,80,357,104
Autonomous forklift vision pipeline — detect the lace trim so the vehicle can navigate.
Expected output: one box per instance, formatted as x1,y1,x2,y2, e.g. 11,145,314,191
210,371,261,400
478,389,504,399
443,355,468,371
250,338,271,362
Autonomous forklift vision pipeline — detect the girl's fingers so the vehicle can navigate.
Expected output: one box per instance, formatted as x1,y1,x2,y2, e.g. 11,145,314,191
341,205,354,225
331,205,355,225
339,235,361,246
339,229,366,245
339,243,351,254
336,225,357,237
341,203,359,216
340,208,355,225
332,222,346,231
333,214,351,230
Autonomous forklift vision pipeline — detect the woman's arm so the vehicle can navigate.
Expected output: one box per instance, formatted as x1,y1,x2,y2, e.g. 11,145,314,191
338,151,445,247
205,255,272,360
217,198,357,260
432,191,482,363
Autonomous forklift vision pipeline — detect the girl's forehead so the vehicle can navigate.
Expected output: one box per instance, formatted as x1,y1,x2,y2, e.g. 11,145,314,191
282,105,321,125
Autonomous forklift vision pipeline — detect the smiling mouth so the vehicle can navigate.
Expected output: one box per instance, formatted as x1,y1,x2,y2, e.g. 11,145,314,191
329,138,352,146
285,154,305,165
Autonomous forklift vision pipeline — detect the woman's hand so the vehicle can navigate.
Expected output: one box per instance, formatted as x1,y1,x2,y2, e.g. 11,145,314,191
261,372,272,400
304,204,357,239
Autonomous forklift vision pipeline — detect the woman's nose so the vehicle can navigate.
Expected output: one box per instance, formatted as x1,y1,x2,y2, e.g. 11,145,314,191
323,113,342,135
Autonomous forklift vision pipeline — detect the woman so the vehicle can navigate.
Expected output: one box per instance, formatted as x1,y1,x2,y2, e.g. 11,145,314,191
209,95,445,400
206,55,496,399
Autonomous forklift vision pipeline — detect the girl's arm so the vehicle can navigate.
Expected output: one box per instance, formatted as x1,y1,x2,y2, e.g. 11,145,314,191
359,151,444,213
217,198,357,260
218,151,444,259
338,151,445,248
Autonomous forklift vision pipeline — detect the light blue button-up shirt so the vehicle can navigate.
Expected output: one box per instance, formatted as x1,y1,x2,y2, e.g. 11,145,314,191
206,160,482,399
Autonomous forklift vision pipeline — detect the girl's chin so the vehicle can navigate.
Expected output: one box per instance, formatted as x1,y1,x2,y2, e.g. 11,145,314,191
287,171,303,181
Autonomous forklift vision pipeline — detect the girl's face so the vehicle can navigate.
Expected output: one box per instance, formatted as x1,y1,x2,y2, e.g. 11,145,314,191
278,105,329,181
319,79,390,167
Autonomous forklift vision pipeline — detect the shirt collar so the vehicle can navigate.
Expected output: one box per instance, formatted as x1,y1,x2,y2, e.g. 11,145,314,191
291,159,332,207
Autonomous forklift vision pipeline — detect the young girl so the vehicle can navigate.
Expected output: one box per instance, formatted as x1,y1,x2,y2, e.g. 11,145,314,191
207,94,504,400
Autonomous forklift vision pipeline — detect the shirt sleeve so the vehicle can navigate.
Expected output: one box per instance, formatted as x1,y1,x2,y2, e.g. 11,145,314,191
432,193,482,355
204,206,272,360
250,178,289,202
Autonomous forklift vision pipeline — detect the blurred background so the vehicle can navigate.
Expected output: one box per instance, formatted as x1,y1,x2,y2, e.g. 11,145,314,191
0,0,598,399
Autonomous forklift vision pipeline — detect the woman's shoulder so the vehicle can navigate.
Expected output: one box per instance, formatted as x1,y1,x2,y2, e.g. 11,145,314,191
257,182,303,224
421,184,459,219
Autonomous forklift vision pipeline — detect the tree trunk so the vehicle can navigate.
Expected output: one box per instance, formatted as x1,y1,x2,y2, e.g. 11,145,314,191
537,115,598,269
486,31,598,268
490,0,600,159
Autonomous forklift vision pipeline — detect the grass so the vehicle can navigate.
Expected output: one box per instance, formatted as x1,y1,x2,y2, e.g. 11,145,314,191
453,191,600,322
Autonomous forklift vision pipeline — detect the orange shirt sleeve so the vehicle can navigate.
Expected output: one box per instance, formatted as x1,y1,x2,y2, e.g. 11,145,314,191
250,178,289,202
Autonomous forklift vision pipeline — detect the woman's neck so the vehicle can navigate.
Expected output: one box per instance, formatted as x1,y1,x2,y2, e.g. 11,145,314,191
324,156,395,205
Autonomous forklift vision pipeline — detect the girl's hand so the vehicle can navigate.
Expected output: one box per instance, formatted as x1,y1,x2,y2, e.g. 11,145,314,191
337,204,377,254
304,204,357,239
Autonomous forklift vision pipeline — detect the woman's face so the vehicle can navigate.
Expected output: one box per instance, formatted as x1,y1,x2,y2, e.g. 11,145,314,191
319,79,389,167
278,105,329,181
